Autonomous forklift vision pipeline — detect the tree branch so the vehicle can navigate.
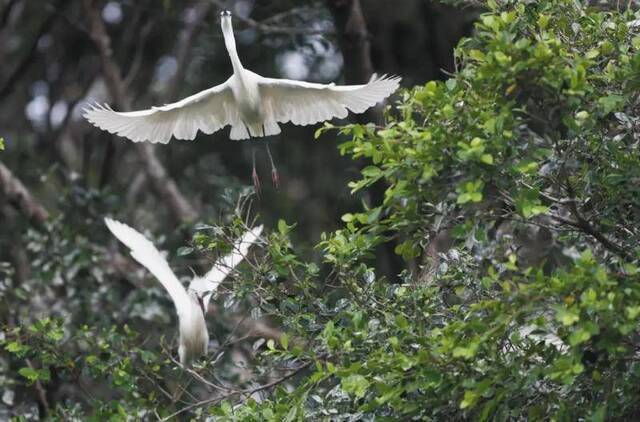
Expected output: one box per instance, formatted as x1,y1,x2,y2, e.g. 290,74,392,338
165,1,213,102
0,3,62,100
83,0,198,222
325,0,375,92
0,161,49,225
208,0,334,36
161,357,316,420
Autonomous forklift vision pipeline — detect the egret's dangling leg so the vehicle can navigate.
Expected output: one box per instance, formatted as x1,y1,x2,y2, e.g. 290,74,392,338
265,143,280,189
251,147,261,197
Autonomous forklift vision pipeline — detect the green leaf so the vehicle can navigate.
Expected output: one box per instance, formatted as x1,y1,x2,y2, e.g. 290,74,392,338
514,160,539,174
5,342,20,353
0,137,4,150
469,49,486,62
280,333,289,350
598,95,624,114
453,338,480,359
538,14,550,30
341,374,370,398
556,307,580,326
341,213,354,223
590,405,606,422
267,339,275,351
494,51,510,64
176,246,193,256
480,154,494,165
585,48,600,59
18,367,39,382
569,322,599,346
361,166,382,178
277,219,295,234
460,390,479,409
457,180,484,204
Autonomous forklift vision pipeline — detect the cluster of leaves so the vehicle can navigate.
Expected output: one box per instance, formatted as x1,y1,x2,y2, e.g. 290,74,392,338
3,0,640,420
232,0,640,419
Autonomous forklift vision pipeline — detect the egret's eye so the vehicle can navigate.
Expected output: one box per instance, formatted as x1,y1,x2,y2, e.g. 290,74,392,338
220,10,231,17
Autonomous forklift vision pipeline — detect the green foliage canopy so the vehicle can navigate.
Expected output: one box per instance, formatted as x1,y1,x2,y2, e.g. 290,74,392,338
2,0,640,420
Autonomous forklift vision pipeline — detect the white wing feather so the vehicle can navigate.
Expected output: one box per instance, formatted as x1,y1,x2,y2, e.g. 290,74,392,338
84,80,237,144
258,74,401,126
104,218,192,318
189,225,264,296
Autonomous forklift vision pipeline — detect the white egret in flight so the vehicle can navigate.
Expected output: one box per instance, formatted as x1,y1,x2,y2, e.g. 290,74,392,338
84,10,400,187
105,218,263,365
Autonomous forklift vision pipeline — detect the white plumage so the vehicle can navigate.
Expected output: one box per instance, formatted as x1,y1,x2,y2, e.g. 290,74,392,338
105,217,263,365
84,10,401,143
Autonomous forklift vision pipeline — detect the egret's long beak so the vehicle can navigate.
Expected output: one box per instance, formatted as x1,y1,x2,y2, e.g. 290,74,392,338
196,294,207,317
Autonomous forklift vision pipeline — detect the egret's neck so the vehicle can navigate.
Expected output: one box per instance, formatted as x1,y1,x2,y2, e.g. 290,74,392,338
222,21,243,75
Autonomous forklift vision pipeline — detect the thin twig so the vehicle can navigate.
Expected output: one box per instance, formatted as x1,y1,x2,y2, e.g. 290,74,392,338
208,0,334,35
25,359,50,415
161,357,316,420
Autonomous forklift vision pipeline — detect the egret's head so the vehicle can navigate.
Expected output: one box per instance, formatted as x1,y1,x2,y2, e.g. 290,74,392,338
220,10,232,25
219,9,236,50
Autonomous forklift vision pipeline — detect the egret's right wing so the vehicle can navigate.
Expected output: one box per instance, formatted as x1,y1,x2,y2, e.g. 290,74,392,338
105,218,191,317
189,225,264,295
84,79,238,144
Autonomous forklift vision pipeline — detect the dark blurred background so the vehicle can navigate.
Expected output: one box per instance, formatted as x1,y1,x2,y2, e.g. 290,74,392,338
0,0,474,280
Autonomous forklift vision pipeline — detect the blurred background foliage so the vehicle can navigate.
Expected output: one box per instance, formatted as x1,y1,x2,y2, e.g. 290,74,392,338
2,0,640,420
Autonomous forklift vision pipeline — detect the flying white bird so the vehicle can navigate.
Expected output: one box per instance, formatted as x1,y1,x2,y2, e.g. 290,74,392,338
83,10,401,144
105,218,263,365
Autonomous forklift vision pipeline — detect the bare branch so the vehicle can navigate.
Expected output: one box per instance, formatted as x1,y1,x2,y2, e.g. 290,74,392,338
0,3,61,100
161,357,316,420
208,0,334,35
165,1,213,102
25,358,50,416
325,0,374,86
0,161,49,225
83,0,198,223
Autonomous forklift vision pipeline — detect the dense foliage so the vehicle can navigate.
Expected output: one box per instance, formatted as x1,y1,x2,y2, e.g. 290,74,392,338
2,0,640,420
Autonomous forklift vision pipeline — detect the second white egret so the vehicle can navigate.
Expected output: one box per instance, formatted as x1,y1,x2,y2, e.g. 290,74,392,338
105,218,263,365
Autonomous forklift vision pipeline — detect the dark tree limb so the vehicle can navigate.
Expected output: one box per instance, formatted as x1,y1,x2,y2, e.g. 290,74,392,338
83,0,198,222
325,0,374,88
326,0,405,278
209,0,334,35
0,0,20,29
165,1,213,102
0,161,49,225
0,2,62,100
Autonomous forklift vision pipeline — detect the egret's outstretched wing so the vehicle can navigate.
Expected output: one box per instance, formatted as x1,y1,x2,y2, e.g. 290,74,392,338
189,225,264,298
258,74,400,126
105,218,191,317
84,80,237,144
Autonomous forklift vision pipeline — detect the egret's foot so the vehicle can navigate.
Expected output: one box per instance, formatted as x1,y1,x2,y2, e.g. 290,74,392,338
265,143,280,190
252,166,261,198
271,168,280,190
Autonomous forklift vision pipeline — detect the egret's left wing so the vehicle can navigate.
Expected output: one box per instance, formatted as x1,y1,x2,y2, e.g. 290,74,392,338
258,74,400,126
189,225,263,306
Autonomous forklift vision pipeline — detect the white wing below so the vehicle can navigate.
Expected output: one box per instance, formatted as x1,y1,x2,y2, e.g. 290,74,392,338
105,218,192,318
189,225,264,307
258,73,401,127
84,79,238,144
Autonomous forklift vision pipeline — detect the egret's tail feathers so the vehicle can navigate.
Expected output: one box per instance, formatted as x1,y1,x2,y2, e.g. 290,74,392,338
230,121,280,140
248,123,263,137
263,121,281,137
